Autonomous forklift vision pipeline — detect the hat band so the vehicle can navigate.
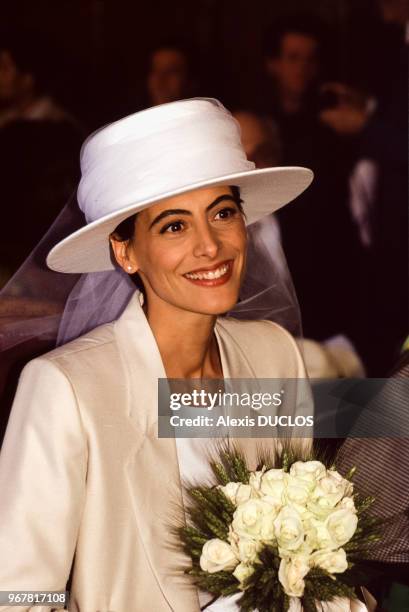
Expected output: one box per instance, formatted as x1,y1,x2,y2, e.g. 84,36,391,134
78,112,254,223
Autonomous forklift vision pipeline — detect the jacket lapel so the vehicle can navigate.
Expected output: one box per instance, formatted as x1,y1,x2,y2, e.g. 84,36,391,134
114,293,200,611
113,297,269,610
214,319,266,468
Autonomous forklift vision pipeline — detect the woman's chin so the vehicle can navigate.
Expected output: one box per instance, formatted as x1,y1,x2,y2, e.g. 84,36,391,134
186,294,239,316
149,282,241,317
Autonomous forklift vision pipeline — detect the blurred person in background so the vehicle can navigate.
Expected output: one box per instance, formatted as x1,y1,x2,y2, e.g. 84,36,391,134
232,110,282,169
119,38,200,115
0,29,83,287
261,13,323,157
147,39,198,106
233,111,283,297
318,0,409,374
260,15,364,371
0,29,79,128
233,109,365,380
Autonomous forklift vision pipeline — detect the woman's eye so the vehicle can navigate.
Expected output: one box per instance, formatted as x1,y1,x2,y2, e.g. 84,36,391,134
160,221,184,234
214,206,238,220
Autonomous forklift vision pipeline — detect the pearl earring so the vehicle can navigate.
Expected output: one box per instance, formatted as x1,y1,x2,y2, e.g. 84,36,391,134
127,265,133,271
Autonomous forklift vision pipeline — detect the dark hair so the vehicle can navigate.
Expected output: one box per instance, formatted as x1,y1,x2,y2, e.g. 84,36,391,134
110,185,243,293
148,37,200,80
110,211,145,294
262,14,325,59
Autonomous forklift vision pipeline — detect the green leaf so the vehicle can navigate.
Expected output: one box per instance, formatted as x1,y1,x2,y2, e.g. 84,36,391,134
211,461,230,485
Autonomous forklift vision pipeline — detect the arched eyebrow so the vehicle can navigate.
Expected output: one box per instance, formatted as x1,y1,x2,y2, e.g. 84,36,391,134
148,194,239,230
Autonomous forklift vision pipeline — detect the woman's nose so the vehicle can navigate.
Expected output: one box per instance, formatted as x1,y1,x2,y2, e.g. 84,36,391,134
192,223,221,259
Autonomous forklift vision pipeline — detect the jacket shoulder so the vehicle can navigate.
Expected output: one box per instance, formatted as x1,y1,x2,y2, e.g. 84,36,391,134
216,317,306,378
217,317,299,351
19,321,124,412
39,320,116,363
25,321,120,391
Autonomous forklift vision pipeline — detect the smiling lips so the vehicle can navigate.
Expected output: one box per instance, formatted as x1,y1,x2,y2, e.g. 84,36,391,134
183,260,233,286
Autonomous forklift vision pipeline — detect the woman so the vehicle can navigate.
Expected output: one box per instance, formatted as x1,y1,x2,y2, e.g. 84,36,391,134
0,99,365,611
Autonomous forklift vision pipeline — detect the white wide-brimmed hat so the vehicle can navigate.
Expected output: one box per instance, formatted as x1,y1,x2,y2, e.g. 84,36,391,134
47,98,313,273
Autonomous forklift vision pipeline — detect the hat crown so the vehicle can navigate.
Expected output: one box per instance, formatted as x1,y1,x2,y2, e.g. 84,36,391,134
78,98,254,223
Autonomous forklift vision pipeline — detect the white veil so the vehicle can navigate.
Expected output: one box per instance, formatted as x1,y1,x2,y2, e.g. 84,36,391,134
0,190,302,416
56,211,301,346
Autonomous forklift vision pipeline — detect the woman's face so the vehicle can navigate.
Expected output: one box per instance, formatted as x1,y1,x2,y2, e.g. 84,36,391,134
113,185,247,316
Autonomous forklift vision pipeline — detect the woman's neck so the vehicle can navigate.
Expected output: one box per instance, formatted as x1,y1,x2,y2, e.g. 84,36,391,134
145,300,222,379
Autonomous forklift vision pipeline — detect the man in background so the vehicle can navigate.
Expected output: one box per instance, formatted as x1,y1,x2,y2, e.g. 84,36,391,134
260,16,362,363
146,39,198,107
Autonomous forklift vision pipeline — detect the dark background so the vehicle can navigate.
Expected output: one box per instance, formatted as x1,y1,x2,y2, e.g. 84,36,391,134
2,0,387,127
0,0,407,377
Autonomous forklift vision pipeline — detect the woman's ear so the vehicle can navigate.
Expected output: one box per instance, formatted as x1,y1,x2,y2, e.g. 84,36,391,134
109,237,138,275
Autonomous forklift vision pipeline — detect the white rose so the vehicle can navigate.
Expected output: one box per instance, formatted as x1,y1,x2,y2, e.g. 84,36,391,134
282,539,313,558
234,537,262,563
305,518,335,550
307,473,349,519
236,484,254,505
290,461,326,483
338,496,356,513
329,470,354,496
260,495,283,518
299,509,315,525
233,562,255,588
312,470,353,508
311,548,348,574
232,498,278,541
260,468,286,503
325,509,358,548
274,506,305,551
279,542,313,560
284,474,313,513
307,502,335,520
200,539,238,573
308,500,342,520
218,482,253,506
249,469,265,495
218,482,240,504
278,555,310,597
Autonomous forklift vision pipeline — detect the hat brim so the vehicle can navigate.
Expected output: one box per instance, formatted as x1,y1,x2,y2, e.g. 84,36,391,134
47,166,313,273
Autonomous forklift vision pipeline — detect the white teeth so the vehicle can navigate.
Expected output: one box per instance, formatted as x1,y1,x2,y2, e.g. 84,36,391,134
185,263,229,280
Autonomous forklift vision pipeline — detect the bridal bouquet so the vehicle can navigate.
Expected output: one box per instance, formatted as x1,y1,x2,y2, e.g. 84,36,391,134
178,445,381,612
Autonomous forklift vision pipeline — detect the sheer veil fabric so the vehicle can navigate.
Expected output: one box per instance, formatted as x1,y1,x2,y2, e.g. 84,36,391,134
0,190,302,419
57,209,302,346
0,195,80,427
